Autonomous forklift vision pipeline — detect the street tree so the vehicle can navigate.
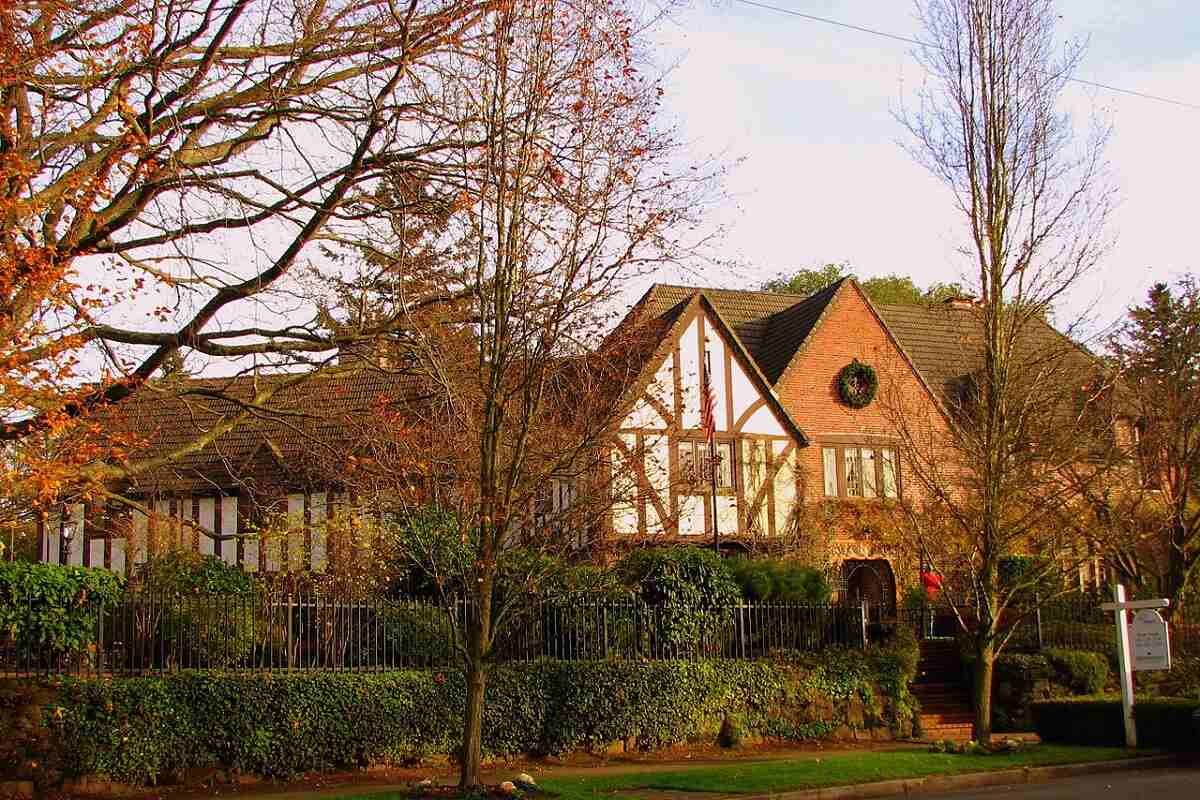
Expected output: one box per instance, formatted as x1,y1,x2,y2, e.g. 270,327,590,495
315,0,713,786
888,0,1117,742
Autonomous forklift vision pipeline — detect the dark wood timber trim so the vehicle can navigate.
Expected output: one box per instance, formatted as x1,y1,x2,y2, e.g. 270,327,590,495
766,447,776,538
214,494,224,560
236,493,247,568
635,434,647,536
724,344,734,431
642,392,674,428
735,439,747,537
613,435,670,534
818,433,901,445
733,398,766,433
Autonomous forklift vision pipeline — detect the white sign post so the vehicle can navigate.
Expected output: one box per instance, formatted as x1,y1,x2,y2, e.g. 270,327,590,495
1100,585,1170,748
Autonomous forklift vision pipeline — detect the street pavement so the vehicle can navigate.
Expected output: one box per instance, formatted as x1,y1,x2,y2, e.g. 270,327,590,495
925,767,1198,799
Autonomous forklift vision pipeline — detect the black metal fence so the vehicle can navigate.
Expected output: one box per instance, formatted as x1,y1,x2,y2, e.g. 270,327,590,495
0,592,869,676
896,594,1200,657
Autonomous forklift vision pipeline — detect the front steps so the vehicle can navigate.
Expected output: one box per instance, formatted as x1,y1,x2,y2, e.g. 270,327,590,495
912,638,974,741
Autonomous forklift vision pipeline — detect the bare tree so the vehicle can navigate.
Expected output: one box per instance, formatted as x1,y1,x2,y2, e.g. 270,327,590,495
302,0,713,786
891,0,1117,741
0,0,495,507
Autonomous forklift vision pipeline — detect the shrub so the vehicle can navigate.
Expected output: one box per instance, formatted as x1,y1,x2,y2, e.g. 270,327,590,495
729,559,831,603
127,550,254,595
0,562,123,665
127,552,257,668
12,648,917,785
382,604,454,666
617,547,739,649
1032,696,1200,751
1044,648,1109,695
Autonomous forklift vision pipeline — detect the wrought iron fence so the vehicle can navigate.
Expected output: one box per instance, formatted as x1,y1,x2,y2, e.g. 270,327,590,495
895,593,1200,657
0,591,869,676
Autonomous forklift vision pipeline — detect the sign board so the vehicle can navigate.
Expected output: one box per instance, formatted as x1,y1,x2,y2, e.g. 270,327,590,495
1131,608,1171,671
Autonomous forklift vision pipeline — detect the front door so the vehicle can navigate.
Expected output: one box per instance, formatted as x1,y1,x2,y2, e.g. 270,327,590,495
843,559,897,621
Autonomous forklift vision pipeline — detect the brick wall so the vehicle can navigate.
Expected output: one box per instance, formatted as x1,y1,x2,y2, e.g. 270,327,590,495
773,283,952,574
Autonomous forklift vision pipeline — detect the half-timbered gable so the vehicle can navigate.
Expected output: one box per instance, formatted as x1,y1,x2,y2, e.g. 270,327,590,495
608,291,809,547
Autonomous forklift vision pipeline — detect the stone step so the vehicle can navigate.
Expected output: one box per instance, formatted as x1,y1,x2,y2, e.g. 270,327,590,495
920,711,975,724
911,690,970,703
923,725,975,742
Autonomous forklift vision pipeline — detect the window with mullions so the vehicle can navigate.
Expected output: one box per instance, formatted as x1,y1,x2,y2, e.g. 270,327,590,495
677,440,735,490
822,445,900,499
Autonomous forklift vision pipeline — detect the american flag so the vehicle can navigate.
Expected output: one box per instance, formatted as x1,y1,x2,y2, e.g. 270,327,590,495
700,350,716,446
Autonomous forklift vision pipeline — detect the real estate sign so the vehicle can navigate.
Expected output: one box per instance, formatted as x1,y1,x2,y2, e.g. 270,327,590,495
1132,608,1171,671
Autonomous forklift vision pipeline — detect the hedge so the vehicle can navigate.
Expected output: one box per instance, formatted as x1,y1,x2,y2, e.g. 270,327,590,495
2,647,916,786
0,562,123,662
1032,696,1200,750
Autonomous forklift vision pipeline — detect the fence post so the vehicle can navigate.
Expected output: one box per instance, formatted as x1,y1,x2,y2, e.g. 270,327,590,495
860,600,869,649
1035,593,1044,650
601,602,609,660
96,599,105,675
738,604,746,659
286,594,295,670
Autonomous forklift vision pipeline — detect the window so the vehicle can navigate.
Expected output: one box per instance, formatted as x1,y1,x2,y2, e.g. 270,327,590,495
861,448,878,498
677,440,735,490
844,448,863,496
880,449,898,498
822,444,900,499
822,448,838,496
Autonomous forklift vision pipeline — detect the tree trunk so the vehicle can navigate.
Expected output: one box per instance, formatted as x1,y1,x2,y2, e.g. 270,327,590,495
459,581,493,789
460,655,487,788
1165,517,1189,619
971,639,995,744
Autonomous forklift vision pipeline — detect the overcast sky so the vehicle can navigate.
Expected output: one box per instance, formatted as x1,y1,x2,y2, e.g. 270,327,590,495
641,0,1200,335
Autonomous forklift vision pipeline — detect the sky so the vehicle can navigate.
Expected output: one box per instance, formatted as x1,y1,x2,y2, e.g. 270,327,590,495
641,0,1200,336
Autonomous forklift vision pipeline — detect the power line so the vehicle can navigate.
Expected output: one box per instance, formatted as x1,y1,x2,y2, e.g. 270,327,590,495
731,0,1200,112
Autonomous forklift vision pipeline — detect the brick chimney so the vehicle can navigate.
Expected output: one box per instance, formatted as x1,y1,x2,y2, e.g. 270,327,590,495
943,295,976,309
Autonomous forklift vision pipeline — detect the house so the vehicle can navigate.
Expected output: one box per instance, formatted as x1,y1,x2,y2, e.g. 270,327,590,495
35,278,1100,613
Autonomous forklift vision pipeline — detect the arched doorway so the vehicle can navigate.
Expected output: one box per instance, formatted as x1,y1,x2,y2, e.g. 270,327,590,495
842,559,897,620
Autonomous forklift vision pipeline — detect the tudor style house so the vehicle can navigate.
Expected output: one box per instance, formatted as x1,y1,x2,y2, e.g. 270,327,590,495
38,277,1093,613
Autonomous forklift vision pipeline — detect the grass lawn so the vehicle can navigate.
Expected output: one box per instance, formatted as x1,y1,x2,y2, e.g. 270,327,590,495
328,745,1151,800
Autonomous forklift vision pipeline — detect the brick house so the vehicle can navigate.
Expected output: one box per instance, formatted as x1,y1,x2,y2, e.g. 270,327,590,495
36,277,1096,613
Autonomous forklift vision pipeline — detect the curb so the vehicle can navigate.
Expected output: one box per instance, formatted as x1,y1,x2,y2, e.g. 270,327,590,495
733,755,1177,800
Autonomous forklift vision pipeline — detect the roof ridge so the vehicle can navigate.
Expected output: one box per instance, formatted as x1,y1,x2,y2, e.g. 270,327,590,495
651,282,829,302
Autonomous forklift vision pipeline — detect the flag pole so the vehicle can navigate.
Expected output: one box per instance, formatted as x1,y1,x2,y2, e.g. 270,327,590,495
704,350,720,554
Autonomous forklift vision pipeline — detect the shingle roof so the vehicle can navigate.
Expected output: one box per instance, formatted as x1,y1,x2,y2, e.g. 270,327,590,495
96,369,423,496
874,302,984,403
633,282,841,384
632,282,1099,414
874,301,1098,408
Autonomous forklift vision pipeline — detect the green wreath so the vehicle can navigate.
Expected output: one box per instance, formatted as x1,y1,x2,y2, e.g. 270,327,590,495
837,359,878,409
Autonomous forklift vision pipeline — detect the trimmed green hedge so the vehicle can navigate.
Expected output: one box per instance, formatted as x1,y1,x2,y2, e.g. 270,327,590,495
1032,696,1200,750
3,647,916,785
